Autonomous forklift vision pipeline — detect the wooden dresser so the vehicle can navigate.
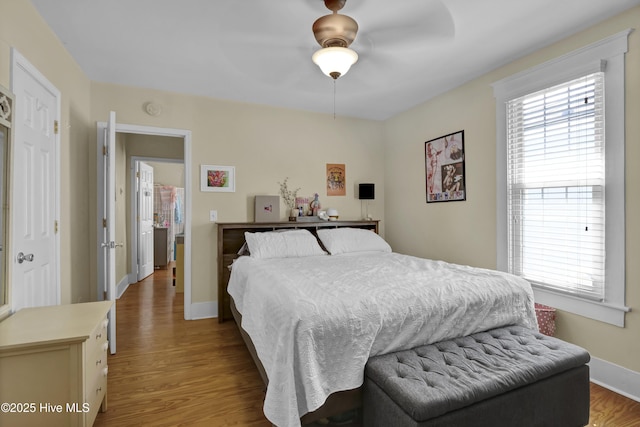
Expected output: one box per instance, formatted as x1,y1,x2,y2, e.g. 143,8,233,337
154,226,171,268
217,220,379,323
0,301,112,427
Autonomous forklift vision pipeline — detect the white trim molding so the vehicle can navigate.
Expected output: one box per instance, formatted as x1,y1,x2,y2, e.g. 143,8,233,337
116,275,130,299
493,29,632,327
96,121,193,319
590,356,640,403
190,301,217,320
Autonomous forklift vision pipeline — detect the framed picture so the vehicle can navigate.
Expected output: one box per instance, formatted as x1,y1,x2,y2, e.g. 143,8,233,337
425,130,465,203
200,165,235,192
254,195,280,222
326,163,346,196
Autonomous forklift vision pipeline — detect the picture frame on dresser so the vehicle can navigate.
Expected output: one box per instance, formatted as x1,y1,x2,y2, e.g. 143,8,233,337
254,195,280,222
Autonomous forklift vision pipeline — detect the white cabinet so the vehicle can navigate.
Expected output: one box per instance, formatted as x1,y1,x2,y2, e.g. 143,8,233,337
0,301,112,427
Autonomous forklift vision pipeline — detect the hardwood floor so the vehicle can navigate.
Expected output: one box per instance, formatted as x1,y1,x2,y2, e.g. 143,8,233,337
94,266,640,427
93,265,269,427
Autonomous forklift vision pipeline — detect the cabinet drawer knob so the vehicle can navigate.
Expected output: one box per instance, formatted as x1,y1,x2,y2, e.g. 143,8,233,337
96,359,102,366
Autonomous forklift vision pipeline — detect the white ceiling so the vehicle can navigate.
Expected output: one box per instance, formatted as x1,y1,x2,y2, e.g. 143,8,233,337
30,0,640,120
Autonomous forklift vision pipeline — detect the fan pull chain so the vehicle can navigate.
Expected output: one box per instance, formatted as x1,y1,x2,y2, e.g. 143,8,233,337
333,79,336,120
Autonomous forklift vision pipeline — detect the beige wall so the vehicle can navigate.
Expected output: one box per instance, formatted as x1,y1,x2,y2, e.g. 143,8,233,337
147,162,185,188
384,8,640,373
90,82,385,304
0,0,93,304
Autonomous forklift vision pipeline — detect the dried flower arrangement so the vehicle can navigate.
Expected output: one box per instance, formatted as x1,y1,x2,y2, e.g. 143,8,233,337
278,177,301,210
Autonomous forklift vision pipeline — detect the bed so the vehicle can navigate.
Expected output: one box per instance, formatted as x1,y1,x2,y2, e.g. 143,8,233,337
217,221,537,427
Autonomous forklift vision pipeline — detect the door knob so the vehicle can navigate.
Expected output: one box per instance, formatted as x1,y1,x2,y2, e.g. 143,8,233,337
17,252,34,264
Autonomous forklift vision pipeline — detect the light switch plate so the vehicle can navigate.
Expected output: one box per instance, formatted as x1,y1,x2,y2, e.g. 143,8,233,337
209,210,218,222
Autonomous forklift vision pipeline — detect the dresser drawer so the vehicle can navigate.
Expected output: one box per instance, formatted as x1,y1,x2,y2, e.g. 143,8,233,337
86,342,108,397
85,315,109,424
85,364,108,426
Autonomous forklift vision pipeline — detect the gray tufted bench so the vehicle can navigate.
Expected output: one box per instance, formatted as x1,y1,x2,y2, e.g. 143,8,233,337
363,326,590,427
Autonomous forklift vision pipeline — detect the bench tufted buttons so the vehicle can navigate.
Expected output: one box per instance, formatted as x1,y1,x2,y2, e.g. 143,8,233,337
365,325,590,425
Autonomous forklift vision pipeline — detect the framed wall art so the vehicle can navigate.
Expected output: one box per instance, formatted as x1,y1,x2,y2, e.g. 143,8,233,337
201,165,235,192
425,130,466,203
326,163,346,196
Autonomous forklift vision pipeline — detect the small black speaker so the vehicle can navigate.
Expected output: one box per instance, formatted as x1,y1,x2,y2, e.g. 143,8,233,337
359,183,375,200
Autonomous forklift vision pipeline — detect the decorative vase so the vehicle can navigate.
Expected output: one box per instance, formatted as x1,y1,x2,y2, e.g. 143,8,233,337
289,208,298,222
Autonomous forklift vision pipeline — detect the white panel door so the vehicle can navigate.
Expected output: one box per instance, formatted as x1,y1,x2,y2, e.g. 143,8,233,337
137,161,154,281
101,111,117,354
11,51,59,311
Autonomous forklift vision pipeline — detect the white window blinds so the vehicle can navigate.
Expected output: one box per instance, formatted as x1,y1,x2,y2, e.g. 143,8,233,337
506,72,605,300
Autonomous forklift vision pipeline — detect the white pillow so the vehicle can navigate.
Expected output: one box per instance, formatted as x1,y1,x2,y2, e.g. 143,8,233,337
317,228,392,255
244,229,327,259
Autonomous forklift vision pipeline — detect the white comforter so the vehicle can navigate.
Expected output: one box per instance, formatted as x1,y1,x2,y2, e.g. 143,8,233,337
228,252,537,427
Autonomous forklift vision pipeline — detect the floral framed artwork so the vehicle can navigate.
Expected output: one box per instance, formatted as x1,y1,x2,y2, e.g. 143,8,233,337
200,165,235,192
425,130,465,203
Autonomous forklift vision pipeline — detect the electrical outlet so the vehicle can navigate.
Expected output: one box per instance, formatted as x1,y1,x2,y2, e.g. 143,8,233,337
209,210,218,222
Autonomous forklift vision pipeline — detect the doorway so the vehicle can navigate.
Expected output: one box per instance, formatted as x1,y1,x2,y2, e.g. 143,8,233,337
97,121,193,324
130,157,185,286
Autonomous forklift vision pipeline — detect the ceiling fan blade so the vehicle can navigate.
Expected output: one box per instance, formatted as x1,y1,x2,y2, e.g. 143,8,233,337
209,0,319,86
356,0,454,50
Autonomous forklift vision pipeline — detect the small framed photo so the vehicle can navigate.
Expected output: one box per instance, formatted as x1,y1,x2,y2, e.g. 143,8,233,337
254,195,280,222
201,165,235,192
425,130,465,203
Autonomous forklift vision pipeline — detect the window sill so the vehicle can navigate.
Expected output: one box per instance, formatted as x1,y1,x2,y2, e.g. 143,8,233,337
533,287,630,327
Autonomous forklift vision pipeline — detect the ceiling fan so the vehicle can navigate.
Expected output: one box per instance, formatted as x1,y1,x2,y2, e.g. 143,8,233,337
310,0,454,80
311,0,359,79
211,0,454,88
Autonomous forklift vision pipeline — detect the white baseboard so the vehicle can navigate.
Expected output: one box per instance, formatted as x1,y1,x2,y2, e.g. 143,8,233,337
116,275,131,299
589,356,640,402
189,301,217,320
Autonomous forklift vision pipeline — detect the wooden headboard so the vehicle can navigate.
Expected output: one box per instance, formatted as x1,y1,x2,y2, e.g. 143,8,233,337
216,220,379,323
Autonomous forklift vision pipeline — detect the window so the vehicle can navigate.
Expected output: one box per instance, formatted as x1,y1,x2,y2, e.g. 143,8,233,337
507,73,605,301
493,30,630,326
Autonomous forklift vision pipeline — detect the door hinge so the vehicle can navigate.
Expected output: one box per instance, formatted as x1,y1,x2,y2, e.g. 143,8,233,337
54,120,59,134
54,220,58,234
136,171,140,178
103,218,107,228
103,145,108,156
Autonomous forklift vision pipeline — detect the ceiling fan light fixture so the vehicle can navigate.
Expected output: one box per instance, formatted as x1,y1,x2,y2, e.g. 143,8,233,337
312,46,358,80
